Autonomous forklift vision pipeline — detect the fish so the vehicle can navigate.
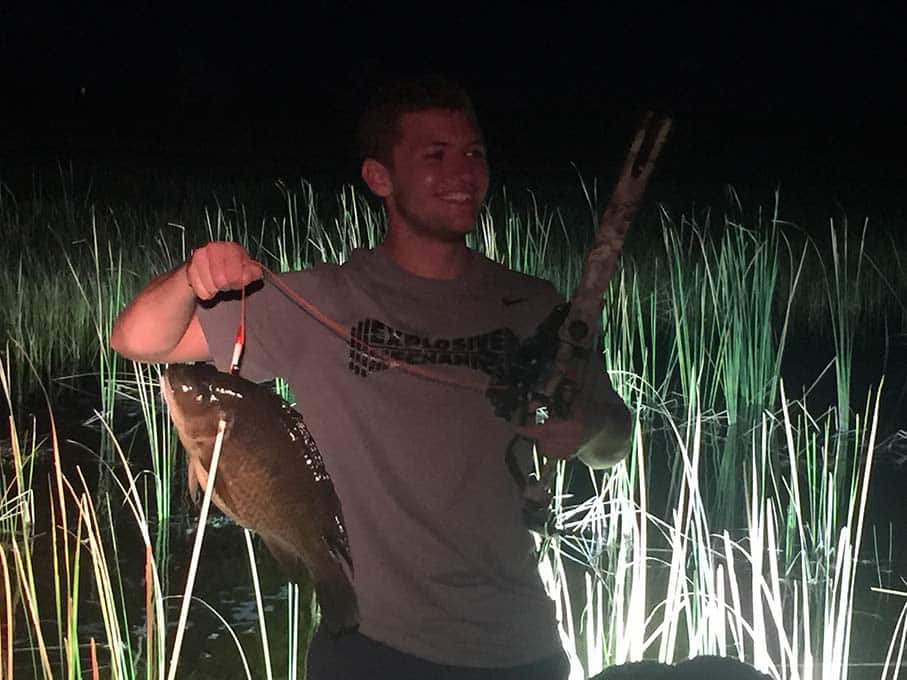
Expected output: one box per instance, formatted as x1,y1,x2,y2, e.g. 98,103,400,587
161,362,358,635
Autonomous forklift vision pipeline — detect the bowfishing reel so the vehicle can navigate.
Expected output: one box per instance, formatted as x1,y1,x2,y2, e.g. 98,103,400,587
486,301,593,536
484,301,581,424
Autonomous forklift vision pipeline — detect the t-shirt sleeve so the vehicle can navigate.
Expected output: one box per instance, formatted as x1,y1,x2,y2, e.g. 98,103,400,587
195,273,308,384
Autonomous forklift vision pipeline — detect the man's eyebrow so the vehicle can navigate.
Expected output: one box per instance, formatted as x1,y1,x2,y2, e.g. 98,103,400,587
421,139,485,147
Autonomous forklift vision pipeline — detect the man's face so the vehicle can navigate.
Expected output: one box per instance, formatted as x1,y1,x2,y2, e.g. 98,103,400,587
380,108,489,242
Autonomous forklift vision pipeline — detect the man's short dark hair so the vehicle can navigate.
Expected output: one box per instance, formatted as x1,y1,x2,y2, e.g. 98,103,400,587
358,75,479,166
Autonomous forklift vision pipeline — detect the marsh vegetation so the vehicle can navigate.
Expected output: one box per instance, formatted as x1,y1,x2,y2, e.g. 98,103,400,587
1,167,905,678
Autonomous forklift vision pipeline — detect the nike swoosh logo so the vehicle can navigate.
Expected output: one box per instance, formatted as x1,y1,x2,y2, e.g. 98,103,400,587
502,297,527,306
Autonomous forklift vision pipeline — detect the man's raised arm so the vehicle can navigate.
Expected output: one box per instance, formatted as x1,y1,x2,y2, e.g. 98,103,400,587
109,242,262,364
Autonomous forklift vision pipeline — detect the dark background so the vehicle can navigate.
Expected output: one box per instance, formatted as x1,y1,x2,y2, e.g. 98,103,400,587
1,2,906,222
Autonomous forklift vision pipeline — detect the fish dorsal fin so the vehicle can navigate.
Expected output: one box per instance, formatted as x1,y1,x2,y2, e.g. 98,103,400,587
325,527,354,576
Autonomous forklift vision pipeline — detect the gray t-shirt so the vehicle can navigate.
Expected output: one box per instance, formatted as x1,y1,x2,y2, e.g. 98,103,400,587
198,244,622,668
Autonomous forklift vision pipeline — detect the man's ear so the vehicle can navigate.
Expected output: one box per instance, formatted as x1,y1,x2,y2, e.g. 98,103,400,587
361,159,393,198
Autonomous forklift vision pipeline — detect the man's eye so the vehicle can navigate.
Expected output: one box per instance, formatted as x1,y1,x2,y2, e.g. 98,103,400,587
468,148,486,160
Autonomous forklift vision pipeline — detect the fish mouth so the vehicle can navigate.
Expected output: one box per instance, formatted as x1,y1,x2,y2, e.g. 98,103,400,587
160,371,180,412
160,371,173,398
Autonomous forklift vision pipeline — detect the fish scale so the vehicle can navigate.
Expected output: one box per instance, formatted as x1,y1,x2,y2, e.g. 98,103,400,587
161,362,359,635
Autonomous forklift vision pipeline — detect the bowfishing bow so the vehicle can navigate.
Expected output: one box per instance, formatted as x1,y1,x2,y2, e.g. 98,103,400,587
488,111,672,532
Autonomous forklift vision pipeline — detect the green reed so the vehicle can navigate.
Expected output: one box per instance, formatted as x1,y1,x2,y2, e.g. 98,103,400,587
130,361,177,564
538,381,883,679
2,173,903,403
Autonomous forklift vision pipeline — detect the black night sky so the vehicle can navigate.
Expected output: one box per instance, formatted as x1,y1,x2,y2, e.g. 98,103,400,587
2,2,906,221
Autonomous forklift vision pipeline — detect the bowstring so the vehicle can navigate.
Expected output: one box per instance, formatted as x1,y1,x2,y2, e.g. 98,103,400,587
259,265,489,394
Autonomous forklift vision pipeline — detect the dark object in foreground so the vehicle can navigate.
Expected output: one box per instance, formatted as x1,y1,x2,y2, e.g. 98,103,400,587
591,655,772,680
161,363,358,635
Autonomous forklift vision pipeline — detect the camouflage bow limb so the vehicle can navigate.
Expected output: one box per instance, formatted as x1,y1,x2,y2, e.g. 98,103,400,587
537,111,672,411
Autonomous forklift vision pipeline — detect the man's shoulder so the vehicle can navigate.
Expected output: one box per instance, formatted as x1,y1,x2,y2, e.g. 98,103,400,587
278,257,346,283
474,252,562,301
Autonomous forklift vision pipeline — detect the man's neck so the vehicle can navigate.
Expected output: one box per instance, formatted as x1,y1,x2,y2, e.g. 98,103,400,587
382,231,472,280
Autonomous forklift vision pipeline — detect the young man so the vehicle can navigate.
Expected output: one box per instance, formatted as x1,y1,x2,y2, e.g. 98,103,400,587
110,77,632,679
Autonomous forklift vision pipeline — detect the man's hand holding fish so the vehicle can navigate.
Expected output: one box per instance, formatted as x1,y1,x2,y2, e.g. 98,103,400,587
184,241,263,301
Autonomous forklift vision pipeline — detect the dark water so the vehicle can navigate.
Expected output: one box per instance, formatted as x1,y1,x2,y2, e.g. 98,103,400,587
6,470,314,678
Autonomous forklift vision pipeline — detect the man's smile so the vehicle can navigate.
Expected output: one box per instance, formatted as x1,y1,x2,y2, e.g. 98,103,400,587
438,192,475,204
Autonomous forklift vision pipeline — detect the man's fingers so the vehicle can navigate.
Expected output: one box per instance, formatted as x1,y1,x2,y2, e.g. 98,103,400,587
515,417,585,461
186,242,263,300
209,245,231,291
187,248,217,300
242,261,263,285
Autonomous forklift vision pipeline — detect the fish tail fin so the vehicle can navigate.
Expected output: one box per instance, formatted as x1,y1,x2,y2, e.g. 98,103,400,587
315,571,359,636
261,535,358,634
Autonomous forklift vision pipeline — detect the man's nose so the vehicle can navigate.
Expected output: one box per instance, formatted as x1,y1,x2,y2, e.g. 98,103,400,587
449,153,487,184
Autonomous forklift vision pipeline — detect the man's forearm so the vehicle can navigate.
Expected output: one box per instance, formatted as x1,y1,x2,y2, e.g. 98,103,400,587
575,399,633,470
109,262,202,363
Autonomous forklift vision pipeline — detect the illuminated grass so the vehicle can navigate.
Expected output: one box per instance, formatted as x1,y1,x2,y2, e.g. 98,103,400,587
2,177,903,401
539,380,884,679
